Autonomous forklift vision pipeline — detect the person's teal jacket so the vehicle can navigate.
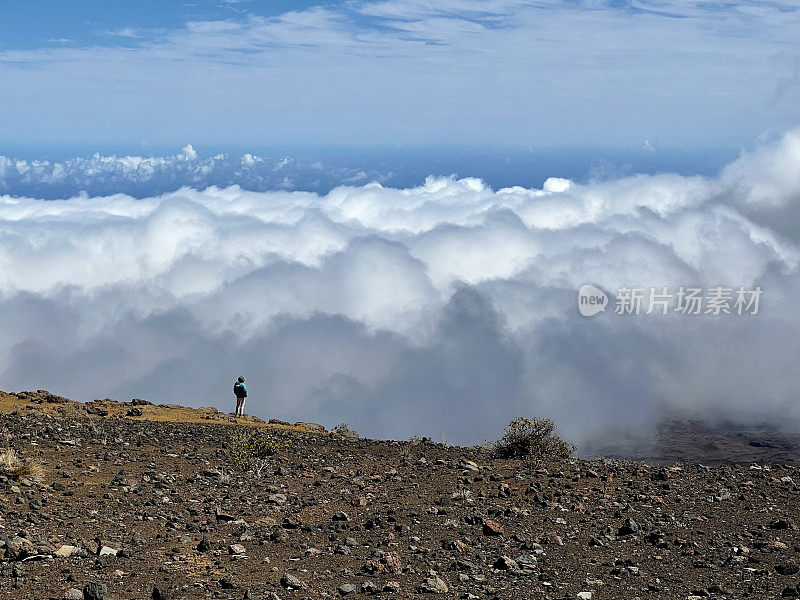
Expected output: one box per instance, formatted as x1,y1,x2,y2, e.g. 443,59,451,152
234,382,247,398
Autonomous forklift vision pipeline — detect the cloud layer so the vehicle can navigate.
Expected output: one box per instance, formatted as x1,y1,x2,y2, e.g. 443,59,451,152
1,0,797,146
0,146,385,199
1,130,798,445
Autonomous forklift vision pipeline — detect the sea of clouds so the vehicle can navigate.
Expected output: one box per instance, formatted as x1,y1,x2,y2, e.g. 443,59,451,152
1,130,798,446
0,145,385,199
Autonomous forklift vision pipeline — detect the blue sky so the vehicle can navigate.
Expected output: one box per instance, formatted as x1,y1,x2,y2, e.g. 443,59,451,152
0,0,797,149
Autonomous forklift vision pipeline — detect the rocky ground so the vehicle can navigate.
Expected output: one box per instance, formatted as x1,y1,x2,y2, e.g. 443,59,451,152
1,390,799,600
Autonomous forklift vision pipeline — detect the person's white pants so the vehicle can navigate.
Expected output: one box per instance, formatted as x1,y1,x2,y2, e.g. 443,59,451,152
236,398,246,416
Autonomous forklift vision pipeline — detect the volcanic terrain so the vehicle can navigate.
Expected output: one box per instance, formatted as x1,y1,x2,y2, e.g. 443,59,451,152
1,390,798,600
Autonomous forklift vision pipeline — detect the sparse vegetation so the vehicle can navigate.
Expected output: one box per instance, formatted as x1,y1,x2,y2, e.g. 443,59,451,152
0,448,45,482
228,429,290,476
491,417,574,460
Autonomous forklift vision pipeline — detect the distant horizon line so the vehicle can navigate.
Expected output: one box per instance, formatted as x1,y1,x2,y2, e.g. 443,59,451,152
1,141,746,154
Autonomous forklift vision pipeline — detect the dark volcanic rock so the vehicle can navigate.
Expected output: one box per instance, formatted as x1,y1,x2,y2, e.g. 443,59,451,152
82,582,107,600
618,517,640,535
0,389,798,600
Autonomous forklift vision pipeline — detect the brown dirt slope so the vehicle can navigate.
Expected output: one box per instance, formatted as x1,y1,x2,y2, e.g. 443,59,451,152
0,390,317,433
0,389,799,600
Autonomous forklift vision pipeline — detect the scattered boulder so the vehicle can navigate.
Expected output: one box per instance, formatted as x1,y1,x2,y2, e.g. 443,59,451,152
420,575,449,594
55,544,79,558
483,519,503,536
151,586,176,600
618,517,640,536
229,543,246,555
776,564,799,576
5,537,34,560
280,573,306,590
82,582,107,600
338,583,357,595
493,555,519,570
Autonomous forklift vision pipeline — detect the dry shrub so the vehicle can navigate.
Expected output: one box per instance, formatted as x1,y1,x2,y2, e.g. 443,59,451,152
228,429,290,477
0,448,45,482
492,417,574,460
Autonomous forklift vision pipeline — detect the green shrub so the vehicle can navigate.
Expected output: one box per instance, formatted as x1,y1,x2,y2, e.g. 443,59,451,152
491,417,574,460
228,429,290,474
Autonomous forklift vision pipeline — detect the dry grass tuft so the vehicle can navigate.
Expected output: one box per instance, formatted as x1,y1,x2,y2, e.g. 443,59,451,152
0,448,45,482
13,460,45,482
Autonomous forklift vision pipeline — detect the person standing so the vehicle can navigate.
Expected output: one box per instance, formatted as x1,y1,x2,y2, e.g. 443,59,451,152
233,376,247,416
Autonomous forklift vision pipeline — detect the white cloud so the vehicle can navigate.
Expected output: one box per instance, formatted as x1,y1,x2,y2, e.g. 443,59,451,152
0,148,390,199
103,27,145,39
0,1,796,146
178,144,198,161
0,129,798,445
